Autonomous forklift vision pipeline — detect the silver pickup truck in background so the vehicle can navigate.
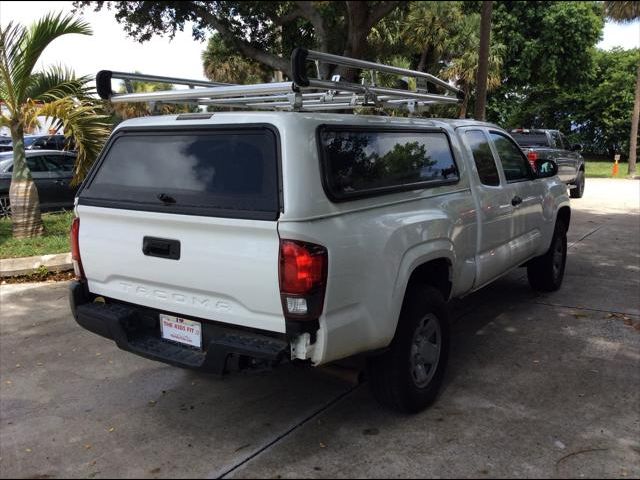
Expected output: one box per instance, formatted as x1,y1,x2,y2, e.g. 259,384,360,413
511,129,585,198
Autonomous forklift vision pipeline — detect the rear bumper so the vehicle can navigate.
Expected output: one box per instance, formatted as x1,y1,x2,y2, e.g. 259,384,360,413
69,281,289,374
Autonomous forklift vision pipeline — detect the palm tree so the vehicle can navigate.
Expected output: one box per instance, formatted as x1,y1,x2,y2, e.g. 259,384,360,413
0,13,111,238
442,15,505,118
604,1,640,176
401,2,464,73
474,1,493,121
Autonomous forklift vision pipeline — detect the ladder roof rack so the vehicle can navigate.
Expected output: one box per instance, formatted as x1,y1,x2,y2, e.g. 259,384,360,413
97,48,464,114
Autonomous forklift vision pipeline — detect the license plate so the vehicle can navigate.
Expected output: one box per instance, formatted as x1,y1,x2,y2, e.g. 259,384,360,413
160,314,202,349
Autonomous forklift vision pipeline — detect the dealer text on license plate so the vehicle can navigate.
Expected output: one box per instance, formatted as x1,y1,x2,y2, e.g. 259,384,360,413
160,314,202,349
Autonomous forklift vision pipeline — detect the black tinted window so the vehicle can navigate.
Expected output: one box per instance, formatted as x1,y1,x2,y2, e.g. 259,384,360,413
549,131,563,149
82,129,279,220
465,130,500,186
490,133,532,182
320,129,458,199
43,155,74,172
559,133,568,150
26,156,47,172
511,133,550,148
43,137,60,149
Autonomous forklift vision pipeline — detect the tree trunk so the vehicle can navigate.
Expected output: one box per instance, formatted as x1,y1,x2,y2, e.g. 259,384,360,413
341,2,370,82
628,62,639,177
459,85,470,118
474,1,493,121
9,122,44,238
418,44,430,72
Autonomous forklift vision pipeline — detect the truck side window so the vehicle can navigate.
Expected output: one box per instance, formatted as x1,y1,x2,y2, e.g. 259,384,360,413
559,133,568,150
464,130,500,186
490,132,533,182
550,131,564,150
319,128,459,200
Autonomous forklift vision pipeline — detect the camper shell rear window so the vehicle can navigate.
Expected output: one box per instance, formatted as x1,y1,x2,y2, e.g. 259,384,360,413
79,125,281,220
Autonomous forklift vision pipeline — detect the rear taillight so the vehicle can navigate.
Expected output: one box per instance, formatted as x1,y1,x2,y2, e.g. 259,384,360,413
527,150,538,169
279,239,328,320
70,217,85,280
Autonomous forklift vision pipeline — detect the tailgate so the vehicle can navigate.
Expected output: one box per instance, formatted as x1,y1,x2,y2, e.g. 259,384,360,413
76,125,285,333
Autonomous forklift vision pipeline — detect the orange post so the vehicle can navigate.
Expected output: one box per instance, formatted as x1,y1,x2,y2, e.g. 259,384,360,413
613,154,620,177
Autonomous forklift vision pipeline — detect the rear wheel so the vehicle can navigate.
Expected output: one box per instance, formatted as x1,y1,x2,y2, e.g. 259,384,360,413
367,285,449,413
527,220,567,292
0,196,10,218
570,170,585,199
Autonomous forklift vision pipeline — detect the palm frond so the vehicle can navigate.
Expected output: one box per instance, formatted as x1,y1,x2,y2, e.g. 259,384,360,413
12,12,92,102
25,65,92,102
0,21,28,112
604,1,640,22
38,98,111,184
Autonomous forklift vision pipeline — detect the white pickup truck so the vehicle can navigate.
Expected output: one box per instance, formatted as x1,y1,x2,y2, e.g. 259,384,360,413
69,54,570,413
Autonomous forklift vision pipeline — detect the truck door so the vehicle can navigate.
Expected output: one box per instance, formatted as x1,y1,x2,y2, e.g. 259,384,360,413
549,131,575,183
460,128,516,287
488,131,545,266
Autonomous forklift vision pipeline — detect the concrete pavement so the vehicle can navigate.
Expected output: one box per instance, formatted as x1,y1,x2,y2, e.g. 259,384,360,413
1,178,638,478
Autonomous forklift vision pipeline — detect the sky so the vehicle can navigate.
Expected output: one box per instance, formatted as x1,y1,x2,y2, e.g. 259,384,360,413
1,0,639,85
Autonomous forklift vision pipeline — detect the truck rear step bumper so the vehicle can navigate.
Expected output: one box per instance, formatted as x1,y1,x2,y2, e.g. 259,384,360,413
69,281,289,374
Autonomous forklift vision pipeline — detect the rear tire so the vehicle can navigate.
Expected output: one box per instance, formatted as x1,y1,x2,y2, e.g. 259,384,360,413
570,171,585,199
0,196,10,218
527,220,567,292
367,285,449,413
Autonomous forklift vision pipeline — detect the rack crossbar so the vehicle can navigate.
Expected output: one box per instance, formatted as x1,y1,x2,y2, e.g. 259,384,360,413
96,47,464,114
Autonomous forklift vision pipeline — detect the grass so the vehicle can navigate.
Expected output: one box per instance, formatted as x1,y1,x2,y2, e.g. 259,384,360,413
585,161,633,179
0,210,74,259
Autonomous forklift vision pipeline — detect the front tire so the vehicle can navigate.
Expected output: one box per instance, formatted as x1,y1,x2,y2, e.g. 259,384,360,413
570,170,585,199
367,285,450,413
527,220,567,292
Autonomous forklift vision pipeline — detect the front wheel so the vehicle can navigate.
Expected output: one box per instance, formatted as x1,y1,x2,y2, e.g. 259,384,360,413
366,285,450,413
570,171,585,199
527,220,567,292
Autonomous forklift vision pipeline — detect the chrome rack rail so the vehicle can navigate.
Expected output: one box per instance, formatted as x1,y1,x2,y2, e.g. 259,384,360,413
96,48,464,113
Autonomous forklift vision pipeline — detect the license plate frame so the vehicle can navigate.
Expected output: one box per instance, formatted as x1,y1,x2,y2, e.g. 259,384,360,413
159,314,202,349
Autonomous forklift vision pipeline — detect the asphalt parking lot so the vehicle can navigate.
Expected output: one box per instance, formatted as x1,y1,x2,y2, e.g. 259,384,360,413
1,178,639,479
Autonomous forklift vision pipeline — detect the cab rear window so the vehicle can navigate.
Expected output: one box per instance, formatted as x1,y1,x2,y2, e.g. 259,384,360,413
80,127,280,220
511,133,550,148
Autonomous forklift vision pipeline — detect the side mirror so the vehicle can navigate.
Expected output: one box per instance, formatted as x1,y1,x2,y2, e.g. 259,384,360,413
571,144,583,152
535,159,558,178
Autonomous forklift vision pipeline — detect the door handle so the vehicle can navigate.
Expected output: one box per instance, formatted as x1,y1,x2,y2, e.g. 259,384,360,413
511,196,523,206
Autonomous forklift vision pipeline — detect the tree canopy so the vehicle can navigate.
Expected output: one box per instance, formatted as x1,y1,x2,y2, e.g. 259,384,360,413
74,1,406,80
77,0,638,159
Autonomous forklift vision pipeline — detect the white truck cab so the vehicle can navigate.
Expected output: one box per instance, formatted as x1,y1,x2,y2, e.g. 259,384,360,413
70,51,570,412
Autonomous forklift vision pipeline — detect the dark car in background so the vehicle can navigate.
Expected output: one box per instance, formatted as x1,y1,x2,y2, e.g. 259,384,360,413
511,129,585,198
0,150,78,217
0,134,74,153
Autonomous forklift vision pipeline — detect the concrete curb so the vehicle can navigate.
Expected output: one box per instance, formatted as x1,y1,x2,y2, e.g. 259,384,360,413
0,252,72,277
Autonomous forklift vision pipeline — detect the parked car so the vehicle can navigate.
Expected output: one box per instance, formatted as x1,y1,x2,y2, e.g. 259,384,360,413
0,150,78,217
0,134,74,153
510,129,585,198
